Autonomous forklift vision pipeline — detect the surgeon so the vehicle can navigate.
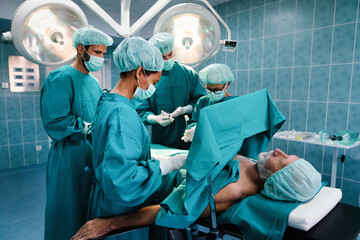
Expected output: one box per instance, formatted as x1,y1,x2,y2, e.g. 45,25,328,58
182,63,236,143
87,37,188,239
135,32,206,150
40,26,113,240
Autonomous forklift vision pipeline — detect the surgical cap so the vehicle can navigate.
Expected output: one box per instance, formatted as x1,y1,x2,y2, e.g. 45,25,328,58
113,37,164,72
72,26,113,48
148,32,174,54
199,64,235,84
261,159,322,202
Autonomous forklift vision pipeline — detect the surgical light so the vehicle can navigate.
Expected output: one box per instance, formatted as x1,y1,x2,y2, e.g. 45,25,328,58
154,3,221,67
5,0,87,65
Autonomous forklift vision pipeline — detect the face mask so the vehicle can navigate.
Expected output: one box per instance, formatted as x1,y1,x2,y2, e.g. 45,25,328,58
133,71,156,100
163,58,175,71
81,47,104,72
207,90,225,102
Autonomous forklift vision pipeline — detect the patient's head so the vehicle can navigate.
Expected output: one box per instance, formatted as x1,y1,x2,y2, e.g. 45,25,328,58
257,148,322,202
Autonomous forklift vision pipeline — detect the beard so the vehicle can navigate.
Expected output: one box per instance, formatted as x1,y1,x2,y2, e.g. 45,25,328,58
256,150,274,179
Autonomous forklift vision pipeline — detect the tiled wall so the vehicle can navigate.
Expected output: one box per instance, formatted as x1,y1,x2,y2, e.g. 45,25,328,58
0,41,50,171
197,0,359,207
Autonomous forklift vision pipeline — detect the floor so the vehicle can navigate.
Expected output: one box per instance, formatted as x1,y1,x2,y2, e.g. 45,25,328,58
0,164,46,240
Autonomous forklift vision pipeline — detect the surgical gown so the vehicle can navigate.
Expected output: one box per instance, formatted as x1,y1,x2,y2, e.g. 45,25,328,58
135,62,206,150
40,65,102,240
188,95,238,128
89,93,185,239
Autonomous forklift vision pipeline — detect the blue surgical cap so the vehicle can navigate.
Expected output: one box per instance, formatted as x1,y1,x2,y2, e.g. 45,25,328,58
199,64,235,85
72,26,113,48
148,32,174,54
113,37,164,72
262,159,322,202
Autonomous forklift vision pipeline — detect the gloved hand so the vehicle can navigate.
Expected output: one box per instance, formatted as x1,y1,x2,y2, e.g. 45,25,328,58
147,114,172,127
181,126,196,142
170,105,193,119
152,153,188,175
82,121,91,134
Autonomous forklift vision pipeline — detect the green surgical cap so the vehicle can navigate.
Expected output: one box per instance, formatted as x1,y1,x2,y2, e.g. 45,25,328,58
148,32,174,54
199,64,235,84
72,26,113,48
113,37,164,72
262,159,322,202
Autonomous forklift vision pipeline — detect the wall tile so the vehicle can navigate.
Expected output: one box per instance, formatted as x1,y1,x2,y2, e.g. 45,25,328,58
343,153,360,182
252,0,264,8
326,103,348,133
20,96,35,120
264,2,279,37
332,24,355,64
22,120,36,143
340,179,360,207
348,104,360,133
250,39,262,68
309,66,329,101
322,146,344,177
36,119,48,141
334,0,358,25
0,97,5,121
237,70,249,96
251,6,264,39
290,101,307,131
238,0,251,11
0,120,8,146
314,0,335,28
351,64,360,103
354,24,360,62
276,68,292,100
263,37,277,68
8,121,22,145
288,141,305,158
238,10,251,41
226,51,237,70
227,14,238,41
329,64,351,102
227,0,239,15
9,144,24,169
278,0,296,34
24,143,37,166
275,100,290,131
305,144,323,172
292,67,310,101
262,69,276,98
34,95,41,119
0,146,9,171
294,31,312,66
312,27,332,65
237,41,249,69
278,34,294,67
307,102,327,132
6,96,20,120
37,141,50,164
296,0,315,31
216,3,227,17
272,138,289,152
249,70,261,93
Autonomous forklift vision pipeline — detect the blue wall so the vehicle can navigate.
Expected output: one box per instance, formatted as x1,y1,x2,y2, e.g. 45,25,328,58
196,0,359,207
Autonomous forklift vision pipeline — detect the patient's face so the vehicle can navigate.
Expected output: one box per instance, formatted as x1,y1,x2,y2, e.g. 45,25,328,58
265,148,300,173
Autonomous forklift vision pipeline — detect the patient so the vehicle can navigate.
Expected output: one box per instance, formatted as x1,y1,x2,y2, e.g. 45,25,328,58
72,148,322,240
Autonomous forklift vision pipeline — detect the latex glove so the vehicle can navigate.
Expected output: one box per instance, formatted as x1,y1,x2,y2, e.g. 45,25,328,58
82,121,91,134
170,105,193,119
181,126,196,142
153,153,188,175
147,114,172,127
160,110,175,122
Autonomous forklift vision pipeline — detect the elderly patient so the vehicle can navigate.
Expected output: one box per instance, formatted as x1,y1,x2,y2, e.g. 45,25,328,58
72,148,321,240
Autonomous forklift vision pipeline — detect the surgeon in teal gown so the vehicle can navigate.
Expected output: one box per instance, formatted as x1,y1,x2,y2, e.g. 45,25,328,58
87,37,187,240
182,64,238,143
135,32,206,150
41,27,113,240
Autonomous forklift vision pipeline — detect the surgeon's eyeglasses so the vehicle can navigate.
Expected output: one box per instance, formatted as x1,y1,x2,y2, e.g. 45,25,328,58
206,84,227,94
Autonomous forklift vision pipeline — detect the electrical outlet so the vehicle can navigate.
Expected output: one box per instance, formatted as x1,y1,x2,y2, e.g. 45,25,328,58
1,82,9,88
36,145,42,151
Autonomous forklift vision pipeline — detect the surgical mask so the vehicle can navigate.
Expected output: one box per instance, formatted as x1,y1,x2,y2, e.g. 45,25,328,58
208,90,225,102
81,47,104,72
163,58,175,71
133,71,156,100
257,150,274,179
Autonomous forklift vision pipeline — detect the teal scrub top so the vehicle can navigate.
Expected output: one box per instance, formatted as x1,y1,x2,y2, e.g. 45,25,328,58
135,62,206,150
155,89,286,229
40,65,102,240
188,95,238,128
89,93,163,219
